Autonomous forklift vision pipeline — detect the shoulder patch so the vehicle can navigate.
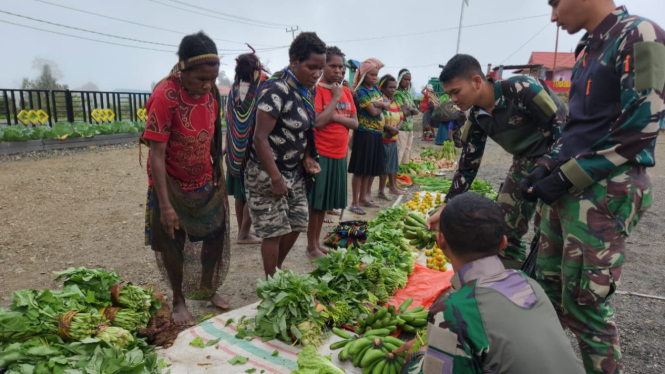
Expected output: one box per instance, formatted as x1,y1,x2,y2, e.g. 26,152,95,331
532,90,557,117
634,41,665,92
461,119,472,142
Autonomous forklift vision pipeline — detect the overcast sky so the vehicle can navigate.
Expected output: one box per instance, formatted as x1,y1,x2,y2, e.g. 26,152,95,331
1,0,664,92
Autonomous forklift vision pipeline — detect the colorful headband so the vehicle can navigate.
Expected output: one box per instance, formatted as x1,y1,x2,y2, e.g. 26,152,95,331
171,53,220,74
397,70,411,88
379,76,393,90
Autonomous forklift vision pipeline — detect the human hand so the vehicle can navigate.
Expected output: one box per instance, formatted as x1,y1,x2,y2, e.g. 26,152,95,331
519,166,550,202
304,156,321,175
392,339,416,363
160,205,179,239
426,202,446,230
532,169,573,205
271,177,288,198
331,83,343,100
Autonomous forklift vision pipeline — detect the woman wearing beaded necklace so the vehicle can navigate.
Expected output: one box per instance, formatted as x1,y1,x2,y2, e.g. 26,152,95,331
244,32,325,278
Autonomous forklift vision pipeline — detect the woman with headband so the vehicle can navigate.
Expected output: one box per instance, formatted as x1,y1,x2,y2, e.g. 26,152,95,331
393,69,419,164
377,74,406,200
143,32,230,326
347,58,389,216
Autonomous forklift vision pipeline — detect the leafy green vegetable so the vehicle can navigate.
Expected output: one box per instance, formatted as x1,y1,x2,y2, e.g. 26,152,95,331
271,349,279,357
245,369,257,374
0,334,163,373
291,345,345,374
96,326,134,348
206,338,221,346
54,267,122,307
254,270,323,345
189,337,205,348
229,355,249,365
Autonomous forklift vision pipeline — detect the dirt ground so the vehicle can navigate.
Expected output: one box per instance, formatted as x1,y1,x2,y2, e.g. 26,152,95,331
0,124,663,373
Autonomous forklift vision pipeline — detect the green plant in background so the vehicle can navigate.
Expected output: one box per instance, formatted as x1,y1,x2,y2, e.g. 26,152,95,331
0,121,146,142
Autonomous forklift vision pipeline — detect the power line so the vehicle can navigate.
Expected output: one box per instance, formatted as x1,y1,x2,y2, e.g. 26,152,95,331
0,9,285,54
34,0,274,47
0,18,173,52
162,0,295,28
0,9,177,47
501,22,552,64
148,0,292,29
328,14,549,44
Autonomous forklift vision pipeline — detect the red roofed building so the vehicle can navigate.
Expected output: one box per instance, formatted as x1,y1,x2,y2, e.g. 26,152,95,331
216,84,231,96
514,52,578,82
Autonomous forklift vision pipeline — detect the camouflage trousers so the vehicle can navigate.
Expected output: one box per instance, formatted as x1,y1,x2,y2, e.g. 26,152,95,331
496,156,539,269
536,165,653,374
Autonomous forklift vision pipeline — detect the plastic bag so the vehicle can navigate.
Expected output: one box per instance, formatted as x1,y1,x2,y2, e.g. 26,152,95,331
388,263,454,311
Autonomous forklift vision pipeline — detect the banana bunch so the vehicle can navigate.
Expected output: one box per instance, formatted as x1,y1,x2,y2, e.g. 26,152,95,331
403,213,436,250
331,328,406,374
396,298,429,334
355,305,399,335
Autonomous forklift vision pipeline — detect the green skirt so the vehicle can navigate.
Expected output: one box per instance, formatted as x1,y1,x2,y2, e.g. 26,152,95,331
226,169,246,201
309,156,348,211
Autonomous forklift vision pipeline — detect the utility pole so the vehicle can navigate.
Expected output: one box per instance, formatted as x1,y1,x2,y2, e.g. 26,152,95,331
552,26,560,81
286,26,299,40
456,0,468,54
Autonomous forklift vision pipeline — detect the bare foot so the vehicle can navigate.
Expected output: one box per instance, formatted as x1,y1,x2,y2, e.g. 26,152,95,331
389,189,406,195
317,242,329,255
306,247,326,260
172,297,195,326
205,293,230,310
237,233,262,245
377,192,392,201
326,210,341,216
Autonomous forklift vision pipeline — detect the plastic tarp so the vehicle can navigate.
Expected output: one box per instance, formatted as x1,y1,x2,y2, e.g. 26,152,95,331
388,263,453,311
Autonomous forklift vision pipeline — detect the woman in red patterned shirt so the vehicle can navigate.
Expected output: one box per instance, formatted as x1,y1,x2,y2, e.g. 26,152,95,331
143,32,229,326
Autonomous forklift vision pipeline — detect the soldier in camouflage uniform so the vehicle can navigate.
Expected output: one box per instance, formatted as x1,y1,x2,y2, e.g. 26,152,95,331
401,193,584,374
427,54,567,270
520,3,665,373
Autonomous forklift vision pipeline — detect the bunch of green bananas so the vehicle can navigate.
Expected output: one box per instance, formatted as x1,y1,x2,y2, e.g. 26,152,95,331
331,328,406,374
403,213,436,250
396,298,429,334
355,305,399,335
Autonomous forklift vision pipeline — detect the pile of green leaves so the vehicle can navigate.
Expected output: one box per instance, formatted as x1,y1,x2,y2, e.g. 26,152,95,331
0,121,145,142
411,176,454,192
1,288,92,342
54,267,122,308
310,248,374,323
0,334,165,374
254,270,323,345
399,161,437,176
411,176,497,199
54,267,159,315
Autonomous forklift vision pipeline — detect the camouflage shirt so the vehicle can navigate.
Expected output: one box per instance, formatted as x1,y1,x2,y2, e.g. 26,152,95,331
406,256,584,374
547,6,665,190
446,77,567,201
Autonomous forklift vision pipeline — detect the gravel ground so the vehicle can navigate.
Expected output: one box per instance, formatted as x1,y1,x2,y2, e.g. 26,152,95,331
0,125,663,373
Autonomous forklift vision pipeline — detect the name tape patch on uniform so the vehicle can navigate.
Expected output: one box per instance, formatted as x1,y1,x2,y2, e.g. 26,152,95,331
634,41,665,92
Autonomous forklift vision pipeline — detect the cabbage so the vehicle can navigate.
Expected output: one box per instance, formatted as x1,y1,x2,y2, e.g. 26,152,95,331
292,345,345,374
